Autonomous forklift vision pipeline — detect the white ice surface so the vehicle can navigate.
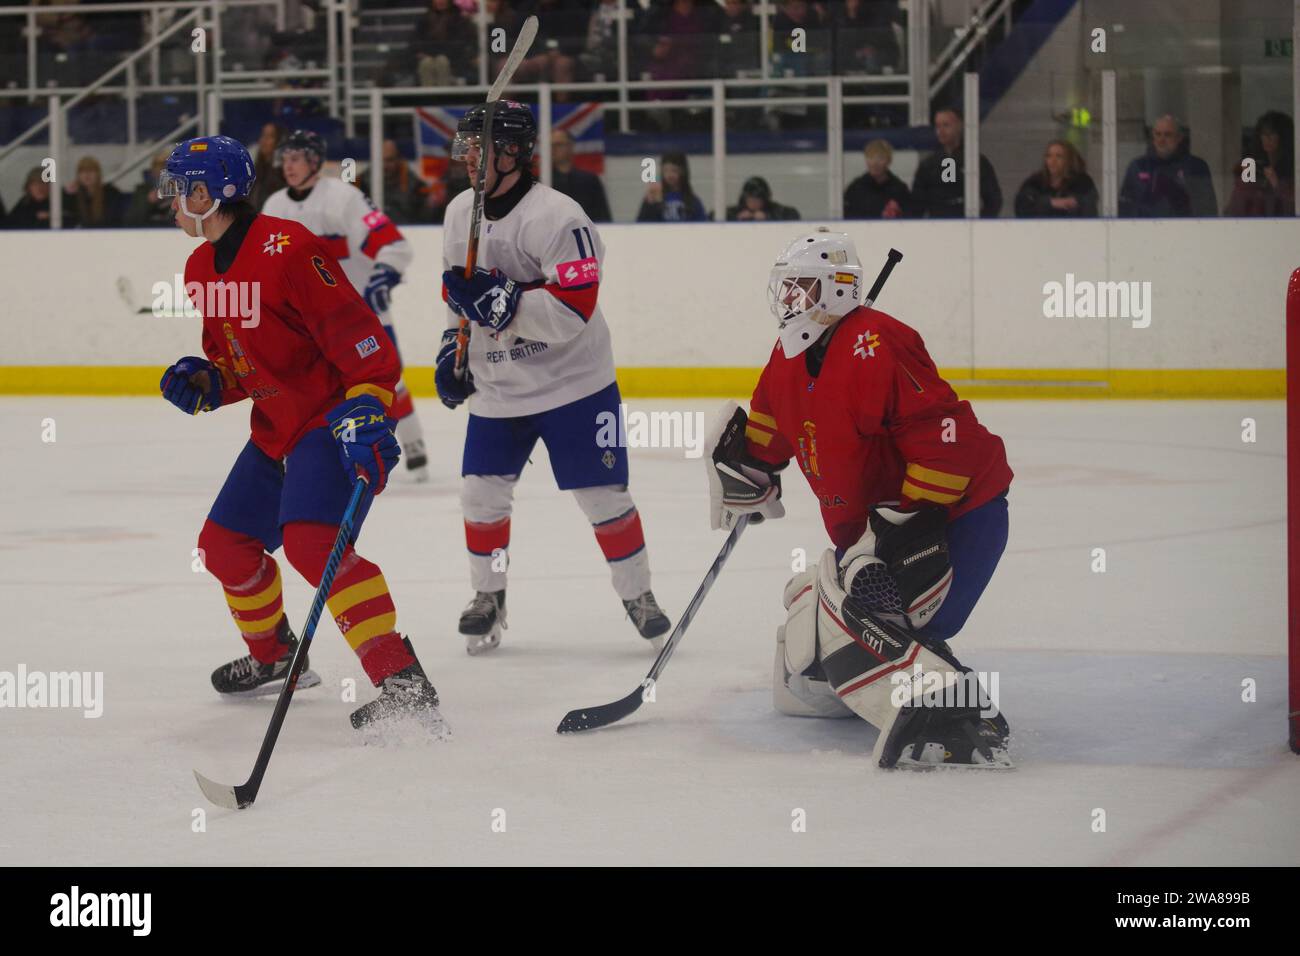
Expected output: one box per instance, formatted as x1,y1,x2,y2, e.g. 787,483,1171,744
1,398,1296,866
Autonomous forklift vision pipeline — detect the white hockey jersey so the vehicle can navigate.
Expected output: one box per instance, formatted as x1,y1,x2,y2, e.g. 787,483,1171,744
441,182,617,418
262,176,412,315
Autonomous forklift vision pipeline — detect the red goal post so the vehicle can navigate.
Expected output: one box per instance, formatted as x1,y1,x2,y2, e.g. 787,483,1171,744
1289,268,1300,753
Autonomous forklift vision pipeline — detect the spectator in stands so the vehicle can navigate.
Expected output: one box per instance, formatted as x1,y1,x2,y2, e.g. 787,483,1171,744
771,0,827,77
1119,114,1218,218
726,175,800,220
844,138,910,218
637,152,708,221
124,151,175,227
640,0,723,93
359,140,426,225
1225,110,1295,217
249,123,287,210
831,0,901,74
551,129,612,222
579,0,622,80
429,161,472,225
510,0,584,99
413,0,478,87
66,156,124,228
4,166,67,229
911,107,1002,218
717,0,760,76
1014,140,1098,218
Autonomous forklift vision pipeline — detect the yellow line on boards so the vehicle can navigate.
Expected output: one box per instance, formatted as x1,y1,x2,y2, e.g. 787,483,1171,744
0,366,1285,399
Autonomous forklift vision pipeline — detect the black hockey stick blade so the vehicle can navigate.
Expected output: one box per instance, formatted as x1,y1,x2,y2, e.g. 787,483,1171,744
556,684,647,734
557,516,750,734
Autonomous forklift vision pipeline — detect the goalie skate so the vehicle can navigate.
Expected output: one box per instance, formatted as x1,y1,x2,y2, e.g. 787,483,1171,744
878,704,1013,770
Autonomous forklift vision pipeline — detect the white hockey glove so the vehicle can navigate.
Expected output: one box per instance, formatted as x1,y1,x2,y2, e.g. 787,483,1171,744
705,401,786,531
839,504,952,631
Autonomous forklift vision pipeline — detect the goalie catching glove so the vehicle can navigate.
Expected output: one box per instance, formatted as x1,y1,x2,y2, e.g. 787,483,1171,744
839,504,953,631
705,401,785,531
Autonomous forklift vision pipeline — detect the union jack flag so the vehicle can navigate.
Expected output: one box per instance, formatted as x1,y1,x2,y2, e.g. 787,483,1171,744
413,102,605,204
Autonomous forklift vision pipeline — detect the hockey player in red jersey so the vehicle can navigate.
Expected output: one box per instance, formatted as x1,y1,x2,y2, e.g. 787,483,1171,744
263,129,430,482
156,135,445,734
706,230,1012,768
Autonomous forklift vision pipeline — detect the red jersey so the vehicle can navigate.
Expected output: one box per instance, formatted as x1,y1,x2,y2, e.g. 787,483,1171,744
184,213,401,460
745,307,1013,551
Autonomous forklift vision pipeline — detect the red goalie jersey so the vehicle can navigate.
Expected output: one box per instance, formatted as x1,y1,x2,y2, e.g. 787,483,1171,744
745,306,1013,550
184,213,401,460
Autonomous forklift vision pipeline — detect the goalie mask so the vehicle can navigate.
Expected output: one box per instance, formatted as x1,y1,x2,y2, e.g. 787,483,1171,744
768,231,863,358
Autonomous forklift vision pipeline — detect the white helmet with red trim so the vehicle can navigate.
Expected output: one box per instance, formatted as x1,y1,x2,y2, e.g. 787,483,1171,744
768,230,863,357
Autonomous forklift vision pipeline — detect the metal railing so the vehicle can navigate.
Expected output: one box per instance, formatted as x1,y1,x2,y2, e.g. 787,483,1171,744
1,0,1056,227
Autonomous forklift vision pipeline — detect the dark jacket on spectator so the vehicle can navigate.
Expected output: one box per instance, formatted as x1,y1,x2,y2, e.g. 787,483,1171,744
70,182,126,228
124,181,174,227
1119,141,1218,218
1014,171,1099,218
552,167,612,223
1224,161,1295,217
831,0,901,74
637,190,708,222
911,145,1001,218
725,199,801,221
359,165,426,225
413,5,478,81
844,169,910,218
5,194,67,229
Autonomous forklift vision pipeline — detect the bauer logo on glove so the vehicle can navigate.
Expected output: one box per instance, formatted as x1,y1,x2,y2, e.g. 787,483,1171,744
442,267,522,333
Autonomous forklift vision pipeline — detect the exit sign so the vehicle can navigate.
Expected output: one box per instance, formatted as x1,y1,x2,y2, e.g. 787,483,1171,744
1265,37,1293,57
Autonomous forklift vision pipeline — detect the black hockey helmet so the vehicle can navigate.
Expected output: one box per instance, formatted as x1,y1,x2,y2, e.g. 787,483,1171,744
276,129,326,170
452,100,537,166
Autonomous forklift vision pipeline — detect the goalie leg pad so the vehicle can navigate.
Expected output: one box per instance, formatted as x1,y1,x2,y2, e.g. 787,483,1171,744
773,628,854,718
811,550,968,762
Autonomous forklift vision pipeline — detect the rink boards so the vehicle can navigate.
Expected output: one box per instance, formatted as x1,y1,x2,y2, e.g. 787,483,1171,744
0,217,1294,399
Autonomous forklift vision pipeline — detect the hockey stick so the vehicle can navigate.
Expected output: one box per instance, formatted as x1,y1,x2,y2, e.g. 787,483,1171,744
863,247,903,308
453,14,539,378
557,514,751,734
194,471,370,810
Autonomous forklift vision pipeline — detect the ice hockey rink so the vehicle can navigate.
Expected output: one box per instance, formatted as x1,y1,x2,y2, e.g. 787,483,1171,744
1,395,1295,867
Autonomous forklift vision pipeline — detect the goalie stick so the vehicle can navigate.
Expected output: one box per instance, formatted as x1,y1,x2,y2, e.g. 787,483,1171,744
453,14,539,378
557,515,751,734
194,471,370,810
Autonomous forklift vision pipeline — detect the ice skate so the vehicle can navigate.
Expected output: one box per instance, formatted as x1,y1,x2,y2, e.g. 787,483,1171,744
623,590,671,650
210,627,321,698
402,437,429,483
350,638,448,738
459,590,506,655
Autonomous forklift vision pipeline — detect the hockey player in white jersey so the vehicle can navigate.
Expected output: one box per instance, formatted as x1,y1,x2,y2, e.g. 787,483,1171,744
263,129,430,481
436,101,671,655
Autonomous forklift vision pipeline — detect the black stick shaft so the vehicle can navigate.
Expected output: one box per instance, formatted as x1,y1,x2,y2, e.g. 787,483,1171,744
863,247,903,308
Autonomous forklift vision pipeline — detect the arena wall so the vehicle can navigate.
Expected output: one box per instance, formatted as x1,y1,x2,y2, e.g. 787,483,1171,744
0,218,1292,399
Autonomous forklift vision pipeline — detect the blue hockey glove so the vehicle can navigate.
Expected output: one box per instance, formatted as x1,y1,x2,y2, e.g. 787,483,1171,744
363,263,401,317
160,356,223,415
435,328,475,410
441,267,522,333
325,394,400,494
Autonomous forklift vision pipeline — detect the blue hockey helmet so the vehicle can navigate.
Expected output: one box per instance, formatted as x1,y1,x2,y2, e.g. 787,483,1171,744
159,135,256,205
